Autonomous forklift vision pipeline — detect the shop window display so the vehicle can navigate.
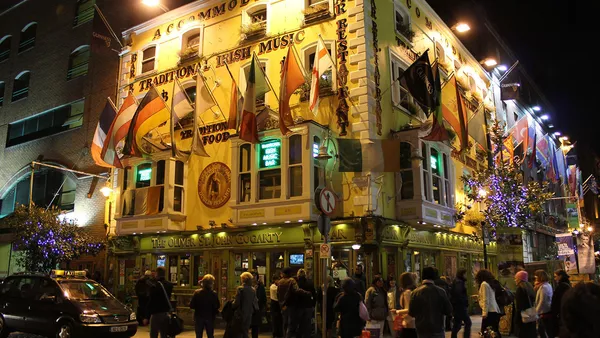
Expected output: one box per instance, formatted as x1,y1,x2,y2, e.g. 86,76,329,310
193,255,206,286
179,254,191,286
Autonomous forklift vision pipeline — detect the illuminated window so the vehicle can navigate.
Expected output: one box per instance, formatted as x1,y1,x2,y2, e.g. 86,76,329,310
259,140,281,200
390,55,416,116
140,46,157,74
313,136,321,190
239,144,252,202
12,71,30,102
67,45,90,80
289,135,303,197
421,143,429,201
418,143,453,206
174,160,184,212
396,142,414,200
73,0,95,27
136,163,152,188
0,35,11,62
18,22,37,53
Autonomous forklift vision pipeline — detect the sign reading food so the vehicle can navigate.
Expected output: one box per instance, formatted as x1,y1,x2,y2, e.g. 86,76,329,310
198,162,231,209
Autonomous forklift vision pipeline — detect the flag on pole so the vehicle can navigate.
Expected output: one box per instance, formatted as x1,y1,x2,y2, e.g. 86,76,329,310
91,99,117,167
528,129,537,168
124,86,169,156
510,116,529,151
468,106,488,150
227,79,243,131
309,37,334,115
399,50,437,113
338,138,402,172
422,64,449,142
189,74,214,157
279,46,305,135
170,79,194,159
240,54,270,143
102,94,138,168
536,135,549,166
455,79,468,151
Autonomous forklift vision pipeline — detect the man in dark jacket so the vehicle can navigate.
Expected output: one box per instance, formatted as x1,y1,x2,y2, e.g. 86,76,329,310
551,269,571,337
190,274,221,338
409,267,452,338
450,269,471,338
277,267,311,338
145,267,174,338
352,264,366,299
296,269,316,338
135,270,153,326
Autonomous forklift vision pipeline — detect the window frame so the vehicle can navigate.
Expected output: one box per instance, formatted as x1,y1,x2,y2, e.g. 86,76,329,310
242,3,269,36
18,22,37,54
12,70,30,102
396,141,415,201
138,44,159,76
67,45,90,80
390,53,417,117
0,35,11,63
239,59,268,108
0,81,4,107
239,143,253,203
179,26,204,61
393,1,412,43
288,134,303,198
73,0,96,27
420,142,453,207
258,139,282,201
301,40,336,94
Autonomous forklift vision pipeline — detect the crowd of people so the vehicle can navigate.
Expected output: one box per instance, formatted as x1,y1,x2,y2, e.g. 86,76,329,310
133,264,600,338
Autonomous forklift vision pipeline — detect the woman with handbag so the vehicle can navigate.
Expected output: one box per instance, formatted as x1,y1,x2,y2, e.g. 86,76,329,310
334,278,364,338
395,272,416,338
476,269,502,338
365,277,388,338
233,272,259,338
513,271,536,338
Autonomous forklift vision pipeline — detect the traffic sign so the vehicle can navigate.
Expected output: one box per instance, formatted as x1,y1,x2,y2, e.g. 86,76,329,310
318,188,337,216
320,243,331,259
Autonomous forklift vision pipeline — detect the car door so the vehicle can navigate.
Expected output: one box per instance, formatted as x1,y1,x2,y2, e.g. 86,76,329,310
28,277,67,336
0,277,34,332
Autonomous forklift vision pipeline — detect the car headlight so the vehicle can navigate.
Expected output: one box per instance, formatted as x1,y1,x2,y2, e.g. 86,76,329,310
80,313,102,324
130,312,137,321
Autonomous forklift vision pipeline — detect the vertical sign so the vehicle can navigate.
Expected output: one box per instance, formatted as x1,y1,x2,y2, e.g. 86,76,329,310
556,233,578,274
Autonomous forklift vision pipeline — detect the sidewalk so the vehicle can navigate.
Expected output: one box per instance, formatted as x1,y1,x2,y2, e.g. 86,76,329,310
133,315,491,338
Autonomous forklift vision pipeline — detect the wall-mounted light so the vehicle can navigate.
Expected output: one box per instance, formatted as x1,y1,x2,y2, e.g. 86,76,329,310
352,243,361,250
497,65,508,72
452,22,471,33
540,115,549,121
481,58,497,67
100,182,113,197
533,106,541,112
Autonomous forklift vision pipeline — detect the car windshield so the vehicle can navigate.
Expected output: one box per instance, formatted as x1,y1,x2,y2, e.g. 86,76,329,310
59,281,112,300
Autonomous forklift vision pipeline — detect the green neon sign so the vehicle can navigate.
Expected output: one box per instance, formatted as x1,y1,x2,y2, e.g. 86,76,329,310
260,140,281,168
138,168,152,181
430,155,437,170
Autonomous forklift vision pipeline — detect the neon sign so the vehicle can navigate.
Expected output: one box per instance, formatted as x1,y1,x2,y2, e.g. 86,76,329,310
260,140,281,168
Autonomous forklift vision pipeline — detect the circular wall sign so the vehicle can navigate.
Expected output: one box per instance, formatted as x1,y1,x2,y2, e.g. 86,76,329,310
198,162,231,209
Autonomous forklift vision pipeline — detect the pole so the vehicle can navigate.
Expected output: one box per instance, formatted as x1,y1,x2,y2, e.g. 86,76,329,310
482,221,489,269
322,219,328,338
28,163,35,209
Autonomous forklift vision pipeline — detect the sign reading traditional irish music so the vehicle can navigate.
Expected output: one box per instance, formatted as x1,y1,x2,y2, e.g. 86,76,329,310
198,162,231,209
259,140,281,169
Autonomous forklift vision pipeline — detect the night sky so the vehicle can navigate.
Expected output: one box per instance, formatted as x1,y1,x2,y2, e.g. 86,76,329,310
1,0,583,151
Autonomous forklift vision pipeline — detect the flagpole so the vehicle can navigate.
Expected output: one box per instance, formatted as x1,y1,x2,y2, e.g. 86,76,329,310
253,51,280,103
318,35,338,72
200,72,228,122
290,43,310,82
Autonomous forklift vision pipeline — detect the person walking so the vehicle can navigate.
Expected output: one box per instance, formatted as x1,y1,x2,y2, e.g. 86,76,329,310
277,267,311,338
135,270,152,326
233,272,259,338
408,267,452,338
270,274,284,338
560,282,600,338
334,278,364,338
324,276,340,338
396,272,417,338
386,277,401,338
551,269,571,337
296,269,316,338
145,267,174,338
475,269,501,338
190,274,221,338
513,271,536,338
435,276,452,332
366,276,389,338
450,269,471,338
251,272,267,338
534,270,553,338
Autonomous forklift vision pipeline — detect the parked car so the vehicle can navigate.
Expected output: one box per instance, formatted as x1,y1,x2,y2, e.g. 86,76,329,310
0,270,137,338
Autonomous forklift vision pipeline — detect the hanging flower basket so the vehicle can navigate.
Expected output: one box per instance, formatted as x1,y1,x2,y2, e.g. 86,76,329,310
303,3,332,25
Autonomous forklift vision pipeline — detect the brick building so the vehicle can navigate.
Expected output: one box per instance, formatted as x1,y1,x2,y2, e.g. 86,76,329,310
0,0,126,277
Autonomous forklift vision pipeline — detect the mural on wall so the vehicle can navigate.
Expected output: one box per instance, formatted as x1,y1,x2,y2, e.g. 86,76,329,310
198,162,231,209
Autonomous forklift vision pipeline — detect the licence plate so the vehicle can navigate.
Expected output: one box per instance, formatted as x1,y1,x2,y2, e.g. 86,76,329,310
110,326,128,333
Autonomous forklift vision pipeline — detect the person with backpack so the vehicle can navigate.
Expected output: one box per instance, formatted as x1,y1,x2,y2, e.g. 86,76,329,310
365,276,389,338
534,270,553,338
450,269,471,338
475,269,502,338
145,267,174,338
189,274,221,338
551,269,570,337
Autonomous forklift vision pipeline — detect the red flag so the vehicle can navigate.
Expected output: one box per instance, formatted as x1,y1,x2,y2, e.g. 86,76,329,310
279,47,305,135
102,94,138,168
528,130,537,168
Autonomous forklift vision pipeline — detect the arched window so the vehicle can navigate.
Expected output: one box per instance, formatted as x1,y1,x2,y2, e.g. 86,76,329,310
0,167,76,218
73,0,95,27
302,41,335,98
67,45,90,80
19,22,37,53
0,81,4,107
0,35,11,62
12,71,30,101
140,45,157,74
180,28,201,61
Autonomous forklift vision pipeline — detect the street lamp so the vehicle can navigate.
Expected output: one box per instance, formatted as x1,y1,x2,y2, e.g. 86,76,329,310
481,58,498,68
453,22,471,33
141,0,169,12
100,184,113,197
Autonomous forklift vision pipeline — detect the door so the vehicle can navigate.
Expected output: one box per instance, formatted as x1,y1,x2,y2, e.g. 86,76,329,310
0,277,35,331
28,277,65,335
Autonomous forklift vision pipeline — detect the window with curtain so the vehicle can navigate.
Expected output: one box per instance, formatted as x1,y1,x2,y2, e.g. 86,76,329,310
0,35,11,62
67,45,90,80
18,23,37,53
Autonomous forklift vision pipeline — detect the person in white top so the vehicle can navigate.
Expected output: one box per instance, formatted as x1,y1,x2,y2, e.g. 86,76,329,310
395,272,417,338
476,269,502,337
534,270,553,338
270,274,283,338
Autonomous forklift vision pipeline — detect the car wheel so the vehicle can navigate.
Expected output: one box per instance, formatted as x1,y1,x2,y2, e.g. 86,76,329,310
56,321,73,338
0,315,10,338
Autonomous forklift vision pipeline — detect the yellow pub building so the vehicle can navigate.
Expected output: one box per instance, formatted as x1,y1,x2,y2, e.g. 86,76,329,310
109,0,497,321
